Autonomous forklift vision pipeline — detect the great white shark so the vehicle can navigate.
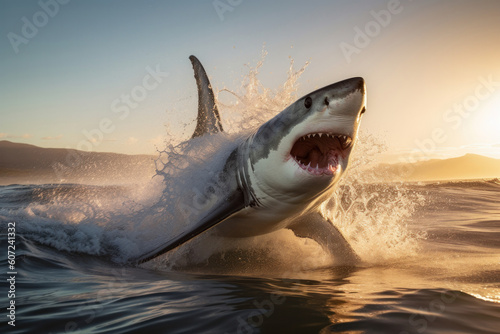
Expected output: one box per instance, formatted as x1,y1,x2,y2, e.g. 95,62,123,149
133,56,366,265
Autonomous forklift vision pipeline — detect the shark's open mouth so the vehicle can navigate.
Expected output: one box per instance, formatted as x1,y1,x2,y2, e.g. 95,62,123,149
290,133,352,175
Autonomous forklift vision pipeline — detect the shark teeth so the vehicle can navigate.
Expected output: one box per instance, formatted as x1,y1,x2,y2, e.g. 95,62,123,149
294,155,339,176
290,131,352,176
298,133,353,150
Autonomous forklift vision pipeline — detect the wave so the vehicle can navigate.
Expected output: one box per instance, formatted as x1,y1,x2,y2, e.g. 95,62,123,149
414,178,500,190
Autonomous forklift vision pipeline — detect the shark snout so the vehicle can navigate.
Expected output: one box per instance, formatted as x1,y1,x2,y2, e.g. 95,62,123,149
330,77,365,101
320,77,365,99
320,77,366,118
341,77,365,95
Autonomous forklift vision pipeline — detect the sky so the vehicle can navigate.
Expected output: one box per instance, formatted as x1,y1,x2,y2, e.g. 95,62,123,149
1,0,500,161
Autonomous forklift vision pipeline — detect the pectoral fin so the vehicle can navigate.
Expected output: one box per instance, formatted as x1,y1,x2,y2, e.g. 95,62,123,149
131,189,245,264
289,212,360,265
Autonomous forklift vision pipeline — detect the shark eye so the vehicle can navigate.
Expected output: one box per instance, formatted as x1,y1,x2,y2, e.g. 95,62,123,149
304,97,312,108
324,97,329,106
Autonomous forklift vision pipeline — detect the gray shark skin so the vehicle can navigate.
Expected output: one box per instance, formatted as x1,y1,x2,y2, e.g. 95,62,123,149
133,56,366,265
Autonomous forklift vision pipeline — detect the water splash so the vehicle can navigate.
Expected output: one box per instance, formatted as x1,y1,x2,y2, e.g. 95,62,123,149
218,50,309,133
147,54,425,272
320,133,427,264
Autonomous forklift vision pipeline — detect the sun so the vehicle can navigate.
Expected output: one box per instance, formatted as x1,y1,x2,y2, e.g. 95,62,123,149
469,94,500,143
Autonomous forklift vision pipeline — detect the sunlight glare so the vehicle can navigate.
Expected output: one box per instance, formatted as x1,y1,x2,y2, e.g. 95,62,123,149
471,94,500,143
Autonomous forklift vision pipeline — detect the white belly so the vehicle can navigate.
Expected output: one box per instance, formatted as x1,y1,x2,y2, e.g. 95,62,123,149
213,202,305,238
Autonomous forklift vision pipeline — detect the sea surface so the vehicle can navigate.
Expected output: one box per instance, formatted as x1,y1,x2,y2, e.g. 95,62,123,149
1,178,499,334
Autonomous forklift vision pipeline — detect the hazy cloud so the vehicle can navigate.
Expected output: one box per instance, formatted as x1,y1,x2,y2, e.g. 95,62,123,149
42,135,63,140
1,133,33,139
459,143,497,149
127,137,139,145
148,135,166,148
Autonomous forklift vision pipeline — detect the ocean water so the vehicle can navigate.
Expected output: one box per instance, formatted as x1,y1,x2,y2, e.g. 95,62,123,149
1,179,500,334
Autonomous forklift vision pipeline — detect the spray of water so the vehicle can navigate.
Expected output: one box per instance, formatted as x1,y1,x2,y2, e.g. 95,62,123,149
144,53,426,273
218,50,309,133
323,134,427,264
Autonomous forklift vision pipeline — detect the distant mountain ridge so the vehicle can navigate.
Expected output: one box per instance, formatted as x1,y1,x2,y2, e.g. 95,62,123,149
1,140,499,184
376,153,500,181
0,140,155,184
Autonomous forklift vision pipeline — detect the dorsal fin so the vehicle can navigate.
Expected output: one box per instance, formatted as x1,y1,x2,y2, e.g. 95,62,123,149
189,55,223,138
